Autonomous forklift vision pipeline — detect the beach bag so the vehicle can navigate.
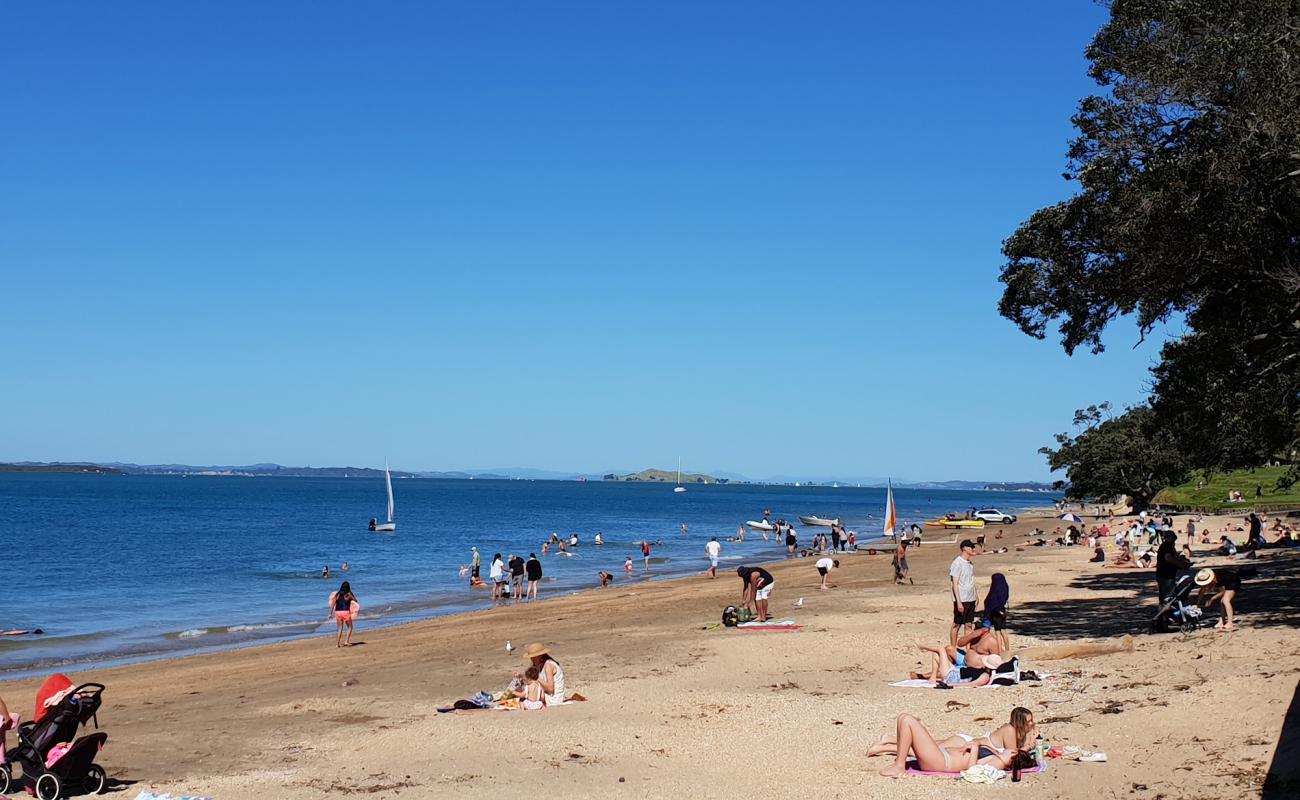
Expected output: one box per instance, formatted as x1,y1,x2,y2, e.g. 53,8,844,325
722,606,739,627
990,656,1021,686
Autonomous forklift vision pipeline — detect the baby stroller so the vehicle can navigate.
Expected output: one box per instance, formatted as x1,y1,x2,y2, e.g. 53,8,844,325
1149,573,1203,634
0,676,108,799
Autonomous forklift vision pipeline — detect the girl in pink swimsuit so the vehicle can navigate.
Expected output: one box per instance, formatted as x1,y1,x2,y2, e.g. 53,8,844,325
329,581,359,648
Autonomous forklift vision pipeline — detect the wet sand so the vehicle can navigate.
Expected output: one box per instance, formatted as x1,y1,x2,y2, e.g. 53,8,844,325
4,511,1297,798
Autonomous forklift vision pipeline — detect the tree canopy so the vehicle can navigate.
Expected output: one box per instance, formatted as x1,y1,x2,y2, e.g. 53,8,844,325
999,0,1300,477
1041,403,1190,510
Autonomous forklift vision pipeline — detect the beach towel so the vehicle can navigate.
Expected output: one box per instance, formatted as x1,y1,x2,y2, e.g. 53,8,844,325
133,793,214,800
904,759,1046,777
736,619,801,631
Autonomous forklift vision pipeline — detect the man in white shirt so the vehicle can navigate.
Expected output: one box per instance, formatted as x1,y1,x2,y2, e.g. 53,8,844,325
949,540,978,648
815,557,839,590
704,537,721,578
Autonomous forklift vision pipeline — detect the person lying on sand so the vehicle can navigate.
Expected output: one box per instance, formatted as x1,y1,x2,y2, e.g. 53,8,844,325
871,707,1036,777
867,705,1037,764
910,640,1003,688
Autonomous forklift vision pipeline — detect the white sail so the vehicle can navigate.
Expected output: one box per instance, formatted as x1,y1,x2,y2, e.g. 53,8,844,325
883,479,897,538
385,463,394,523
674,456,686,493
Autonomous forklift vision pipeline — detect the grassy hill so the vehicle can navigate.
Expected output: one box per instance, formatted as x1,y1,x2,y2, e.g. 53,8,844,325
607,468,724,484
1153,466,1300,511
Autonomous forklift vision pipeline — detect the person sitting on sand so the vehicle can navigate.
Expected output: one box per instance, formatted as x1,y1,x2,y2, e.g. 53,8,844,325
512,666,546,710
516,642,566,705
1105,541,1135,567
981,572,1010,652
598,570,613,587
1217,535,1237,556
816,557,839,590
328,580,358,648
1195,568,1240,630
867,706,1038,770
872,707,1034,777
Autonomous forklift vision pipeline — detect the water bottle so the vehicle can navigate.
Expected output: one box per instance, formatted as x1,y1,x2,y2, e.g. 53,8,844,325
1011,751,1022,783
1035,736,1045,764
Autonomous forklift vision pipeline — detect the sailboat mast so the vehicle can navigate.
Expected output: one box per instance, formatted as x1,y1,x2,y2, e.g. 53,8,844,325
385,463,394,523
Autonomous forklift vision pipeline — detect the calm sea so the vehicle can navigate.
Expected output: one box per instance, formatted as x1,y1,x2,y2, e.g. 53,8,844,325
0,474,1054,676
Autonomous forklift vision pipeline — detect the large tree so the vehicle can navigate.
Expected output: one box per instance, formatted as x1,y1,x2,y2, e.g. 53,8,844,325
999,0,1300,474
1041,403,1189,510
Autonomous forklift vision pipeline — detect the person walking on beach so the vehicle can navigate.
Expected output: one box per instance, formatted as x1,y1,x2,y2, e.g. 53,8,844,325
642,540,652,571
471,546,481,580
894,539,911,585
950,540,978,649
831,525,842,552
705,537,721,578
328,580,358,648
785,526,797,556
816,557,838,590
525,553,542,600
737,523,747,542
624,555,634,574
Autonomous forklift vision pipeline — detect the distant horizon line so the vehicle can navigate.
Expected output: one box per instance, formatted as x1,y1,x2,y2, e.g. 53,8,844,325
1,459,1057,488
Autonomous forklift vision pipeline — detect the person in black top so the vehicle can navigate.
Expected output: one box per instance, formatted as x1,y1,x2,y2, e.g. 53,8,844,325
736,566,775,622
509,554,526,600
525,553,543,600
1155,530,1189,605
1195,568,1241,630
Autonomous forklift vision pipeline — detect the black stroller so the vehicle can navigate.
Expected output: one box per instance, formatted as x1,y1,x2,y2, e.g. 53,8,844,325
0,682,108,799
1150,573,1203,633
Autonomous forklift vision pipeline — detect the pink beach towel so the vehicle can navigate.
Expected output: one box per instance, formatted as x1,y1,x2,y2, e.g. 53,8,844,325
904,760,1047,777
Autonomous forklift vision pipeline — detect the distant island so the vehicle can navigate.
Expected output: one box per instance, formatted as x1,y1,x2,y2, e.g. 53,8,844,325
604,468,726,484
0,462,1054,491
0,462,122,474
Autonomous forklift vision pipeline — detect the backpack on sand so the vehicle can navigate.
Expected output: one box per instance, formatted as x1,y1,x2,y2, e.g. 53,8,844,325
722,606,739,627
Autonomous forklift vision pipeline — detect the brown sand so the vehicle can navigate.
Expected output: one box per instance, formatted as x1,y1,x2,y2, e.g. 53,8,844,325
3,511,1296,798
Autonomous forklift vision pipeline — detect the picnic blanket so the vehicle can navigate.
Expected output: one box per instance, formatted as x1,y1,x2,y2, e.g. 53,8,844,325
736,619,801,631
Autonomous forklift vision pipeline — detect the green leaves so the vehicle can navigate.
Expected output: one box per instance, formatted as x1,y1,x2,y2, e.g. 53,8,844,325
1000,0,1300,474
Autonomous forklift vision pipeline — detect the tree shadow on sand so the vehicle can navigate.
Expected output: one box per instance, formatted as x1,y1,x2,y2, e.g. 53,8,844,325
1009,551,1300,641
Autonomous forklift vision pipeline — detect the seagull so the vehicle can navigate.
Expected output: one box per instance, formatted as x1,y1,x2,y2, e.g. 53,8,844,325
794,597,804,608
505,640,514,653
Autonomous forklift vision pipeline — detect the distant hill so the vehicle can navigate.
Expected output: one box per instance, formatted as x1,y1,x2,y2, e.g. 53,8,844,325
0,462,121,474
606,468,725,484
102,463,418,478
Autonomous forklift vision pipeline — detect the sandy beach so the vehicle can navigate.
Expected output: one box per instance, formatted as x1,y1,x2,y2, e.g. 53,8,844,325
5,510,1297,799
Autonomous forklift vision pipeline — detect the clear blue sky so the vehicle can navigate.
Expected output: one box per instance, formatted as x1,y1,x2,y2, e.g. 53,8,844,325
1,1,1165,481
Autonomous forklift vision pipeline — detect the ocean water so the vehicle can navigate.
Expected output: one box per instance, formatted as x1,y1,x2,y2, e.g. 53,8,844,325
0,474,1053,676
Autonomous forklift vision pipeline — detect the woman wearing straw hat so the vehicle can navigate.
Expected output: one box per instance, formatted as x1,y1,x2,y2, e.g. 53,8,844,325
1195,568,1241,631
515,643,566,705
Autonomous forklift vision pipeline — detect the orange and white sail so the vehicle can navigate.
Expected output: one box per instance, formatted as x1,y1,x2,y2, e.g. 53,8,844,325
883,480,897,538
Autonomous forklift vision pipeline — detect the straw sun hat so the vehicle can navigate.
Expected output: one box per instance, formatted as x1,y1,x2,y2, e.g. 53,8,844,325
1194,568,1217,587
524,642,549,659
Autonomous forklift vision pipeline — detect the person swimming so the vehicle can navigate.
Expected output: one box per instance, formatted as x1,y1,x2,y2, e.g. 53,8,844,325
322,565,330,578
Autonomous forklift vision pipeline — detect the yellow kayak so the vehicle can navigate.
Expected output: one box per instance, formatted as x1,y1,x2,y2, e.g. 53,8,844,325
923,519,987,529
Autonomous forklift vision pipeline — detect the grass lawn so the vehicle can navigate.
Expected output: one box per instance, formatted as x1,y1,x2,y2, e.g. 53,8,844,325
1153,466,1300,511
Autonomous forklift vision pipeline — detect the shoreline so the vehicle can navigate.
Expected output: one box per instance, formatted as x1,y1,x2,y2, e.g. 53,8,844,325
7,508,1293,798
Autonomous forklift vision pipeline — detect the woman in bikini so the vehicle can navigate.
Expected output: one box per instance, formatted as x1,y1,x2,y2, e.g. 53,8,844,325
870,706,1037,777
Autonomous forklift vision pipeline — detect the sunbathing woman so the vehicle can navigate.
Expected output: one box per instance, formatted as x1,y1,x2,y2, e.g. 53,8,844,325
873,707,1035,777
910,640,1001,688
867,706,1038,763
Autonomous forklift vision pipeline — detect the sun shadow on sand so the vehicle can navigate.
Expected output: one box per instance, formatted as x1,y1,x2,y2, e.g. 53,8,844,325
1264,678,1300,799
1009,551,1300,641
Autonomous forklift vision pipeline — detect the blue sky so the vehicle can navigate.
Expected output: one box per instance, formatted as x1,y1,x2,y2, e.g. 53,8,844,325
1,1,1166,481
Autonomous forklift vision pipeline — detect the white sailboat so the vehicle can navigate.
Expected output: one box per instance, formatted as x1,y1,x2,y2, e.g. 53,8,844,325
674,456,687,493
882,479,897,538
369,463,396,531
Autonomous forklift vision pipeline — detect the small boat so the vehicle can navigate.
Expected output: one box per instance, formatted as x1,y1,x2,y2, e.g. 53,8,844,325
798,515,840,527
882,480,897,539
924,518,985,529
368,464,396,532
746,520,775,531
673,456,687,493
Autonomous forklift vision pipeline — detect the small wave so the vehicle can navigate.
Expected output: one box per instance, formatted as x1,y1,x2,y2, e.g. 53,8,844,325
227,621,319,633
177,628,208,639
